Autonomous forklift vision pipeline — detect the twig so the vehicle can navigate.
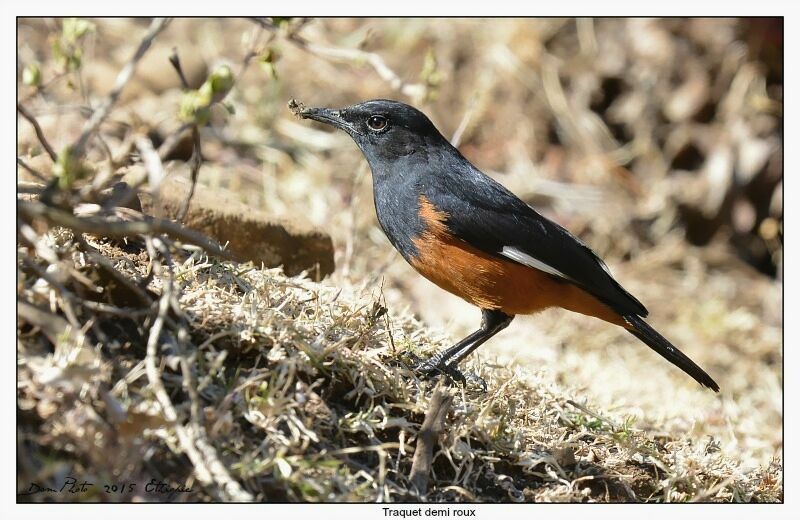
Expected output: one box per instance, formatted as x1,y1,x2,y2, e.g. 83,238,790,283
167,35,256,222
17,181,45,194
79,135,119,201
75,235,152,305
143,256,211,484
168,49,191,89
19,69,69,103
252,18,426,100
236,24,272,84
71,18,171,158
157,122,193,161
451,99,477,148
17,158,49,182
19,255,82,331
135,134,166,196
298,39,425,99
17,103,58,162
566,399,618,430
17,298,74,346
18,199,234,260
81,300,150,317
178,127,202,222
17,219,58,264
157,244,202,426
167,49,201,222
408,385,454,496
144,238,253,502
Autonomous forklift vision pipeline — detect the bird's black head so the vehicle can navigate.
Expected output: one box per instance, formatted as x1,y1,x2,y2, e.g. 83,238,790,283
299,99,447,168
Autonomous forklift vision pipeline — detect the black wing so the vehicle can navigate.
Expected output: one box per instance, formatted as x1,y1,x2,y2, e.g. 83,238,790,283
426,164,648,318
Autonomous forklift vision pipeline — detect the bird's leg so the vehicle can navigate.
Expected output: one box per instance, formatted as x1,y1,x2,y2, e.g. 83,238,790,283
416,330,485,375
416,309,513,384
446,310,513,366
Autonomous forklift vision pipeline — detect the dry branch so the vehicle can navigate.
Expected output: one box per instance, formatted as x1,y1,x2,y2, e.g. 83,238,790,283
135,134,166,196
166,49,201,221
408,385,454,496
253,18,426,100
17,103,58,162
17,158,49,182
18,298,73,346
18,199,234,260
71,18,171,158
143,238,254,502
76,235,153,305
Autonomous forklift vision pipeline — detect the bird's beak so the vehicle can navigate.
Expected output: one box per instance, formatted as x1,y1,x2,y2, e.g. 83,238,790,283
300,107,348,131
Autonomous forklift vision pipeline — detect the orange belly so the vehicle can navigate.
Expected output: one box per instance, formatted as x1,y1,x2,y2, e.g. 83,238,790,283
410,196,625,326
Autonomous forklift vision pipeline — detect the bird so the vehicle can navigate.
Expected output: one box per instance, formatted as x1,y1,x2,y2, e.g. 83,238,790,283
296,99,719,392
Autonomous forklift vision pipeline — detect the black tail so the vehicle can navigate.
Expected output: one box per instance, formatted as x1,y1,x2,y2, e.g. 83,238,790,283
624,315,719,392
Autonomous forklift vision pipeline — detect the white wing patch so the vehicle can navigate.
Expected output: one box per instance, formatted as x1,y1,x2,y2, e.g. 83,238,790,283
594,256,613,276
500,246,574,281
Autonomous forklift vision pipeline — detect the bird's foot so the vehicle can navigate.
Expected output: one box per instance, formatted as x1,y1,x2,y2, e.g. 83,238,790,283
416,359,487,393
394,349,424,369
392,350,487,392
462,371,488,393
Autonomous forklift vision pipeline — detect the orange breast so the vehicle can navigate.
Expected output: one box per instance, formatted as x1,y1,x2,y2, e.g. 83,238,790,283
409,196,625,326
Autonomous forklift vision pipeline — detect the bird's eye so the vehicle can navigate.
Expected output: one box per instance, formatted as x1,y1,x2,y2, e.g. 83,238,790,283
367,115,388,131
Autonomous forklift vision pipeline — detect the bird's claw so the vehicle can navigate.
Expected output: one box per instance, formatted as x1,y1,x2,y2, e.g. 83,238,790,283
416,359,487,393
395,349,423,368
391,350,487,393
462,371,488,393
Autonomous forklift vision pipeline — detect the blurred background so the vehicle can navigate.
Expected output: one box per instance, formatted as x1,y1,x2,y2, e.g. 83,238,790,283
18,17,782,477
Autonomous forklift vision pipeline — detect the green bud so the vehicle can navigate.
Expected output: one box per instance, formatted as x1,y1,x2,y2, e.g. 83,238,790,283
179,90,211,125
53,146,90,189
260,47,280,64
197,82,215,106
261,61,278,80
270,17,293,27
420,49,442,102
22,63,41,87
51,20,91,72
420,49,442,88
66,49,83,71
179,66,235,124
260,48,280,80
205,65,235,105
50,38,65,64
62,18,96,44
208,65,234,102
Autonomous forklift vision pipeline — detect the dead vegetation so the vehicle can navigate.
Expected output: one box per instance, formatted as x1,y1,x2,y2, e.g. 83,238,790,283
17,18,781,502
17,236,782,502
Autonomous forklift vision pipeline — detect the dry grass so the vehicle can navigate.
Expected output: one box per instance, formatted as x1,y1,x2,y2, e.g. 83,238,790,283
17,235,782,502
